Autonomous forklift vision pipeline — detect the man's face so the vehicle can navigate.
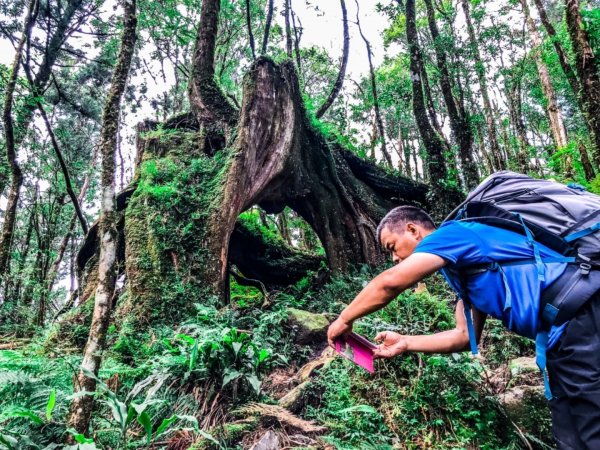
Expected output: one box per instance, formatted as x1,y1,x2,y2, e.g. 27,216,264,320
379,224,420,264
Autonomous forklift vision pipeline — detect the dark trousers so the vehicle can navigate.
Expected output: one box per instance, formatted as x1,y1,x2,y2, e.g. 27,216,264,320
547,291,600,450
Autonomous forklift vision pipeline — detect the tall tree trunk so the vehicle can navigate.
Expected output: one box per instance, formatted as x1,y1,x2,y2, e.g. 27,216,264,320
579,140,596,181
565,0,600,169
423,0,478,188
521,0,568,150
36,104,88,233
41,148,97,316
505,74,531,172
189,0,237,126
315,0,349,119
290,3,303,74
532,0,580,96
0,0,39,278
283,0,293,59
245,0,256,60
261,0,274,54
531,0,600,168
67,0,137,436
405,0,459,213
461,0,505,170
356,0,392,166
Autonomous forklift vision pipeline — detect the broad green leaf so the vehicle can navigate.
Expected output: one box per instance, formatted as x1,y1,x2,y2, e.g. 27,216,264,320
0,434,18,448
67,429,95,444
176,334,195,345
137,411,153,443
232,342,243,355
105,395,128,431
245,374,261,394
258,349,270,363
46,389,56,421
222,369,241,387
155,415,178,437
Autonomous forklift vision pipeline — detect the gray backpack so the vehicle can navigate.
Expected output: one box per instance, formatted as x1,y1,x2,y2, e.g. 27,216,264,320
444,171,600,399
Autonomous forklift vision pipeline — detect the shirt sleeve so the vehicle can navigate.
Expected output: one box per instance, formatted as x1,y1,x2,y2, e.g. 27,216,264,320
413,222,484,264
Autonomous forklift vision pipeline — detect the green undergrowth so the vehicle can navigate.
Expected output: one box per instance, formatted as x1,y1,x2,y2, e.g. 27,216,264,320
0,265,550,449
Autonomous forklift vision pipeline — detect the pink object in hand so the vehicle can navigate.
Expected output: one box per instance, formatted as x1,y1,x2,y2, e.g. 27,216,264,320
335,332,378,373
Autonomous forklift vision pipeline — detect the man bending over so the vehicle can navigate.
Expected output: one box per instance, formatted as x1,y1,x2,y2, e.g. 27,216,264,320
327,205,600,450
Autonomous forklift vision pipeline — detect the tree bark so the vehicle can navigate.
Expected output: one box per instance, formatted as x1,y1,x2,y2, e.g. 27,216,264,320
315,0,349,119
520,0,568,150
283,0,293,59
189,0,237,127
461,0,505,170
423,0,478,189
67,0,137,436
245,0,256,59
261,0,274,54
0,0,39,278
405,0,461,213
579,140,596,181
356,0,392,166
36,104,88,234
565,0,600,168
290,3,303,74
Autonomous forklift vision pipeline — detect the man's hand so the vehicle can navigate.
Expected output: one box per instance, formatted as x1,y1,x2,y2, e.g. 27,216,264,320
373,331,409,359
327,316,353,348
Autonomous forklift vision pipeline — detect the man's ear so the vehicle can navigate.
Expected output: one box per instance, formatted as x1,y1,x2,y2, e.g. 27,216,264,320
406,222,418,236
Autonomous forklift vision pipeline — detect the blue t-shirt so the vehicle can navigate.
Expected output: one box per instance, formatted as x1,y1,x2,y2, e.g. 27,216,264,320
414,221,568,348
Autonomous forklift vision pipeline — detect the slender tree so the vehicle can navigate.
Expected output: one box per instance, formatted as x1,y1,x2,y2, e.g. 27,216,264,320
315,0,349,119
565,0,600,168
0,0,39,278
245,0,256,59
405,0,453,205
67,0,138,435
461,0,505,170
261,0,274,54
189,0,237,126
356,0,393,166
532,0,600,169
423,0,478,189
283,0,293,59
520,0,568,149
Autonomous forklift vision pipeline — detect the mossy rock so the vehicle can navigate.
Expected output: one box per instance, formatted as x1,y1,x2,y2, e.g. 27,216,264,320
286,308,330,345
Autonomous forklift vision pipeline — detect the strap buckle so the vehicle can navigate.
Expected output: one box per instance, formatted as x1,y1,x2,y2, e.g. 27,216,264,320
580,262,592,276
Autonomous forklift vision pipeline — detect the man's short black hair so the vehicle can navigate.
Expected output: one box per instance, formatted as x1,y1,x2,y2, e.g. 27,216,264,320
376,206,436,242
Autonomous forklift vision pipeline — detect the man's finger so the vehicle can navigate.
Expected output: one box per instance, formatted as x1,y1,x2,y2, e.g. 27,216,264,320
375,331,387,342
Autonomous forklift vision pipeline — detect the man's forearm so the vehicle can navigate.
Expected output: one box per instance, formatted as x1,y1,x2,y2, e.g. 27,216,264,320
340,272,402,322
404,329,469,354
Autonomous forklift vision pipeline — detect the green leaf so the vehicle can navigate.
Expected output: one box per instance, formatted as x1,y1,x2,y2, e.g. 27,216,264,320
0,434,18,449
338,405,379,415
137,411,153,443
5,408,44,424
222,369,241,387
104,395,128,431
155,415,178,437
46,389,56,421
176,333,195,345
258,349,270,363
66,429,95,444
245,374,261,394
189,341,198,371
232,342,243,355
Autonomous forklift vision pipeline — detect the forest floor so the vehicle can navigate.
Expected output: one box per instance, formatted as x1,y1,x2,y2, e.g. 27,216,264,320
0,268,554,449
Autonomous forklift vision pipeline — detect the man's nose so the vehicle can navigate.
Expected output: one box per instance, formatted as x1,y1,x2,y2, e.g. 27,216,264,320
392,255,400,264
